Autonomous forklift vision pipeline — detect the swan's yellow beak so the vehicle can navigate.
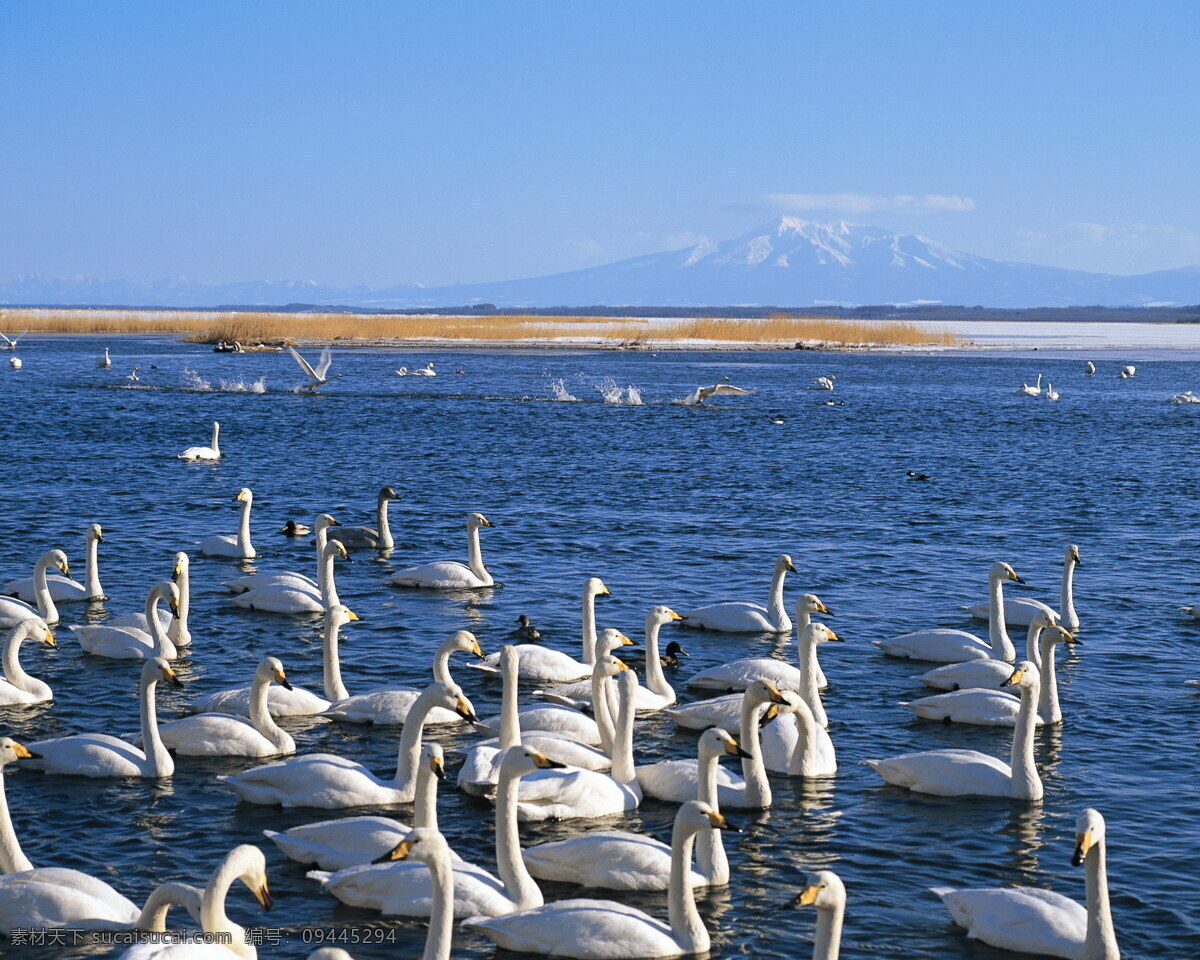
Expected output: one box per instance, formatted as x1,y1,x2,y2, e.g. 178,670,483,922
57,559,70,575
764,683,788,705
1008,568,1024,583
795,884,820,907
346,609,360,621
759,703,780,726
429,755,446,780
253,880,272,911
614,660,630,671
1072,829,1094,866
724,737,751,759
376,837,414,863
616,632,634,647
815,600,832,616
1002,667,1024,687
784,559,797,572
273,669,293,691
821,626,842,642
41,629,56,648
599,583,611,596
161,666,183,688
454,696,477,723
11,742,38,760
531,752,567,770
666,609,683,621
706,811,738,832
468,638,484,657
478,516,494,527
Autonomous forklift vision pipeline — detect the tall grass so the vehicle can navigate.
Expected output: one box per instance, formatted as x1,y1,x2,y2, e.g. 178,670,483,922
0,308,958,347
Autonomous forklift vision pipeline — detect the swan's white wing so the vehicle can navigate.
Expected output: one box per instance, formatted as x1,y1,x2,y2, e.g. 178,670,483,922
710,383,752,396
287,346,319,382
314,345,333,379
864,749,1012,797
310,860,507,917
463,898,679,958
934,886,1086,958
523,831,704,891
266,815,413,870
0,333,11,346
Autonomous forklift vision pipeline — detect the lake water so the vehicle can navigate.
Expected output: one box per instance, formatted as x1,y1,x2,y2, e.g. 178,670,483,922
1,335,1198,959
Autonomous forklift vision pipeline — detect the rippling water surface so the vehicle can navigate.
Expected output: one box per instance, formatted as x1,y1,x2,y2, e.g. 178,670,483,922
2,336,1198,959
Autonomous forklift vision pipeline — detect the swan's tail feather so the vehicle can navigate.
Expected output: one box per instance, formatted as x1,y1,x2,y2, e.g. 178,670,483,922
306,870,333,886
262,830,281,839
466,662,501,674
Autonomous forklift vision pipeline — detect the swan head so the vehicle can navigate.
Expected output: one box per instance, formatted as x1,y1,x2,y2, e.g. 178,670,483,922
1000,660,1040,693
145,657,183,688
372,826,451,867
1029,609,1057,630
797,593,832,617
678,799,738,836
422,742,446,780
595,628,634,656
433,682,477,724
328,605,360,629
776,554,797,574
324,539,350,561
225,844,271,911
315,513,339,531
1043,624,1077,649
449,630,484,658
648,605,684,627
499,744,569,780
1067,544,1081,566
791,870,846,911
43,549,69,576
12,618,55,647
801,622,841,645
153,581,181,616
699,726,750,760
772,690,817,726
379,486,399,501
585,577,611,598
746,679,789,707
1072,808,1106,867
0,738,41,766
172,552,189,581
258,657,292,691
592,654,630,680
990,561,1023,584
88,523,104,543
234,488,253,504
468,512,493,530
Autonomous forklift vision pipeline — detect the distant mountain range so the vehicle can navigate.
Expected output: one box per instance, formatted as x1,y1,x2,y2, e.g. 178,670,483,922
5,218,1200,309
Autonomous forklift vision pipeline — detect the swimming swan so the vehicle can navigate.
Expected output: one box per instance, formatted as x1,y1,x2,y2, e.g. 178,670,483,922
462,800,733,959
109,552,192,649
97,348,111,368
334,486,398,551
4,524,106,602
0,550,70,627
180,421,222,461
790,870,846,960
680,554,797,633
216,682,477,808
200,488,256,559
390,512,494,588
0,619,57,705
231,540,347,613
966,545,1080,632
410,362,436,376
1017,373,1043,397
933,808,1119,959
864,662,1043,800
72,581,180,660
24,658,183,778
918,611,1056,691
874,562,1021,662
761,690,837,777
222,513,338,593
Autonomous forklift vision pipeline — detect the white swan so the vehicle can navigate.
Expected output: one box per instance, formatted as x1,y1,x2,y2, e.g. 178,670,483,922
967,545,1080,632
390,512,494,588
681,375,752,406
98,347,111,368
72,581,180,660
812,376,836,391
761,690,837,777
334,486,398,551
115,845,273,959
4,524,105,602
149,658,296,757
200,488,256,559
370,829,455,960
864,661,1043,799
463,800,731,959
288,345,342,391
394,367,408,376
933,808,1119,960
919,611,1056,691
265,743,454,871
875,561,1021,662
636,678,785,809
1017,373,1043,397
232,540,347,613
0,329,27,350
24,658,182,778
790,870,846,960
222,513,338,595
7,357,19,369
411,362,436,377
680,554,796,633
308,745,562,917
322,629,484,725
0,550,69,627
1120,365,1135,378
523,727,739,892
110,552,192,649
180,421,221,461
217,682,477,808
0,619,57,705
185,604,357,718
1084,361,1096,375
1044,382,1060,401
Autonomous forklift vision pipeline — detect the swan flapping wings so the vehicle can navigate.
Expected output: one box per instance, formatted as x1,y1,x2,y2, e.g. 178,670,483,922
288,345,338,388
0,330,28,350
682,376,753,406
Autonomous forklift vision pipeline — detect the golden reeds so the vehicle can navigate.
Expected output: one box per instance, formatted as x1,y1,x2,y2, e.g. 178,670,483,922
0,308,957,347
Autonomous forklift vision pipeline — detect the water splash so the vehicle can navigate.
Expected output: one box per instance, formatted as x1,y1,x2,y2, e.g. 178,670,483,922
182,368,267,393
218,377,267,394
181,368,211,391
549,378,580,401
597,377,643,404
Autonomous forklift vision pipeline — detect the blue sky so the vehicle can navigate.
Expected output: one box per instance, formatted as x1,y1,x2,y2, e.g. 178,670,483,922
3,1,1199,286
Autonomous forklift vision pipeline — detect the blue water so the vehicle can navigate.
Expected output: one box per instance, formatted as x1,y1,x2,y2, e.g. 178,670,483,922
1,335,1198,959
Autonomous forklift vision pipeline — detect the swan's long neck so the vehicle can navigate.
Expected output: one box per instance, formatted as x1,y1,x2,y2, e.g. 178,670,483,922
668,823,710,955
1038,638,1062,724
168,567,190,647
1025,623,1044,667
767,565,790,632
0,764,33,873
210,422,220,455
582,590,598,665
249,676,292,753
431,641,455,686
376,495,394,551
320,545,341,609
813,899,845,960
591,668,615,755
1061,555,1078,631
314,523,328,580
237,497,255,559
787,704,821,777
1009,678,1042,800
495,762,543,909
643,615,672,698
413,759,439,831
146,594,174,658
84,533,103,600
1084,839,1118,960
609,675,637,784
137,881,198,933
322,617,349,702
200,854,250,959
3,625,39,695
796,636,827,728
499,653,520,749
987,574,1016,661
32,556,58,625
695,750,728,885
392,692,437,795
423,845,455,960
139,675,173,778
738,694,772,808
466,524,487,580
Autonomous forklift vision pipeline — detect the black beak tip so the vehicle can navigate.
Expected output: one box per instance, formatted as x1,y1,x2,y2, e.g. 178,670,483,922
279,678,294,691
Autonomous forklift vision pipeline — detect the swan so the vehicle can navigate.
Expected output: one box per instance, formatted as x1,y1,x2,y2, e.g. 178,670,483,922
919,610,1057,690
217,682,477,808
411,362,436,377
1084,361,1096,375
4,524,105,602
1018,374,1043,397
966,545,1079,632
322,629,484,725
308,745,563,918
185,604,357,718
864,661,1043,799
7,357,19,369
680,554,797,633
0,329,27,350
0,619,57,705
180,421,222,461
0,550,69,627
97,348,111,368
682,611,837,695
790,870,846,960
72,581,180,660
222,513,338,595
874,561,1021,662
905,623,1074,726
1044,382,1060,401
265,743,455,871
681,375,752,406
288,344,342,391
147,658,297,757
370,829,455,960
390,512,494,588
23,658,182,778
1120,365,1135,379
463,800,732,959
636,678,786,808
333,486,398,551
523,727,740,891
933,808,1119,959
109,552,193,649
115,845,273,959
200,488,256,559
231,540,348,613
761,690,837,777
127,366,140,381
812,376,836,391
537,606,682,710
394,367,408,376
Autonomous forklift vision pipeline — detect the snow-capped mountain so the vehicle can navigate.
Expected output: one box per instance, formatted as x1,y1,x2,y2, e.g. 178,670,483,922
4,218,1199,308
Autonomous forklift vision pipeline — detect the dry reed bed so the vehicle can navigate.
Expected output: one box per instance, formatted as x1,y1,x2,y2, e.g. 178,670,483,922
0,308,958,347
